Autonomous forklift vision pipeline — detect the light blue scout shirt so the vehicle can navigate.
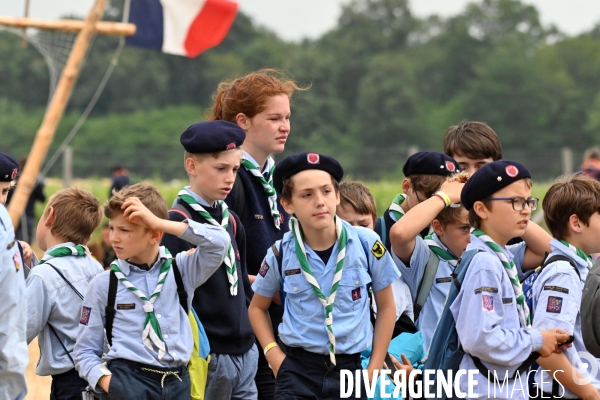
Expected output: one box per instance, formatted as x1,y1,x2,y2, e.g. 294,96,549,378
74,220,229,391
26,242,104,376
252,221,400,355
450,235,543,400
532,239,600,398
393,233,528,355
0,204,28,400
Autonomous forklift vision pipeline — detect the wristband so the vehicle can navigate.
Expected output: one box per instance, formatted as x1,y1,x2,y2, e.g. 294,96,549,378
264,342,279,356
434,191,452,207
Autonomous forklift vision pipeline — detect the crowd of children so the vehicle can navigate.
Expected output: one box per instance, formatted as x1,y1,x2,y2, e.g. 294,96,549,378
1,68,600,400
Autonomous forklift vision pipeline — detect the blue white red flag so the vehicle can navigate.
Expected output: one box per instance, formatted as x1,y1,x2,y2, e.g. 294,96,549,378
126,0,238,58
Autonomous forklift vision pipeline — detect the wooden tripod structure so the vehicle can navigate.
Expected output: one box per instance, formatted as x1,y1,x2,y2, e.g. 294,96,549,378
0,0,136,228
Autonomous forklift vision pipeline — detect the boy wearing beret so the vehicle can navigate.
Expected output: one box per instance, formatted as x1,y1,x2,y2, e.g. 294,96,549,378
375,151,461,250
249,152,400,399
529,175,600,399
0,151,19,205
74,184,230,399
161,121,258,399
450,160,572,399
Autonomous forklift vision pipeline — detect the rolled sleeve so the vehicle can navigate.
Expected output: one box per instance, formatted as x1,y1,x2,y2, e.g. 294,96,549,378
251,246,281,298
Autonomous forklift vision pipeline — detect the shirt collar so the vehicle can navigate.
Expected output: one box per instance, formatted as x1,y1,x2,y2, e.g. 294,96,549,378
550,238,590,272
430,233,458,258
184,186,217,208
467,234,516,261
243,151,269,173
116,246,170,276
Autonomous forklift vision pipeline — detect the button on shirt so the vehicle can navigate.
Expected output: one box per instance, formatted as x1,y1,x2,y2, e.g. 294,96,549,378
450,235,543,400
74,220,230,390
26,243,103,376
252,222,400,355
532,239,600,398
0,205,28,400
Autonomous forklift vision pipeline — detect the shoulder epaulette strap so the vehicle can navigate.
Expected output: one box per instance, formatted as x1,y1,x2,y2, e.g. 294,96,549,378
541,254,581,279
171,258,189,314
414,249,440,321
105,270,118,347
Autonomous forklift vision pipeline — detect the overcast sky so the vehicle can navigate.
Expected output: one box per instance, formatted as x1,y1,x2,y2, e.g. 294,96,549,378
0,0,599,41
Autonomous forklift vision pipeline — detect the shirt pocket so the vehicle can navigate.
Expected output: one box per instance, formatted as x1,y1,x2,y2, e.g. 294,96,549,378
283,275,319,317
337,269,371,313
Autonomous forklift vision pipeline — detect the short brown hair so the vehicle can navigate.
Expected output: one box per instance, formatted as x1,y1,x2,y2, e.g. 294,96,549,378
338,182,377,224
443,121,502,161
468,178,533,229
104,183,168,221
280,175,340,204
184,148,243,165
543,174,600,240
208,68,307,122
44,188,102,244
410,174,447,199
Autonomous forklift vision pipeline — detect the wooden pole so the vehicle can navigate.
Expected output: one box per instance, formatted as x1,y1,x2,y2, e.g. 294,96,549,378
0,16,136,36
8,0,109,227
20,0,30,48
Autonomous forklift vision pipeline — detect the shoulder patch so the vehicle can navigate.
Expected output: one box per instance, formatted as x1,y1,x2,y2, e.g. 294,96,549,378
482,294,494,311
259,260,270,277
371,241,386,260
543,285,569,294
547,296,563,313
474,286,499,294
80,306,92,325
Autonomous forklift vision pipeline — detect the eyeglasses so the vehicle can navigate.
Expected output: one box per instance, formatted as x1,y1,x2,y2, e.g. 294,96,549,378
488,197,539,211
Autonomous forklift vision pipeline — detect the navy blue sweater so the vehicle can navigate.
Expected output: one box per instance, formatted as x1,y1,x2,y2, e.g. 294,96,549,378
162,200,254,355
225,167,289,334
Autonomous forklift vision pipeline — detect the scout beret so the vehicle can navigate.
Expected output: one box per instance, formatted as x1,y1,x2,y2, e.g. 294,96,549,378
273,152,344,194
461,160,531,210
403,151,460,177
180,120,246,154
0,152,19,182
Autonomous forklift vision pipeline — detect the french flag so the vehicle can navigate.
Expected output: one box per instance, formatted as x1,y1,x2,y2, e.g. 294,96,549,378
126,0,238,58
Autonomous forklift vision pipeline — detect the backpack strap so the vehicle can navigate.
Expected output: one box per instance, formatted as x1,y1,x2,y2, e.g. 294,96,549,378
375,216,385,246
45,262,84,300
272,241,285,304
171,201,237,238
413,249,440,321
540,254,581,279
472,351,540,382
105,270,118,347
171,259,189,314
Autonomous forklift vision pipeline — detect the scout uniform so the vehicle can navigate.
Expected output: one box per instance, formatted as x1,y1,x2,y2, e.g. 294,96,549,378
74,221,229,399
531,239,600,398
0,203,28,400
162,121,258,400
450,161,544,400
253,153,401,400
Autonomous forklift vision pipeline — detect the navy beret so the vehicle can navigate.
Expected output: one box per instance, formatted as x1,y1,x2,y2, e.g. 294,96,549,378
180,120,245,154
461,160,531,210
0,152,19,182
273,152,344,194
403,151,460,177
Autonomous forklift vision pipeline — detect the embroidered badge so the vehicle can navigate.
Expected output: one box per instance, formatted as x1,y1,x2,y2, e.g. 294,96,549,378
6,240,15,250
505,165,519,178
445,161,456,172
13,253,21,272
285,268,301,276
254,214,264,220
235,250,240,261
279,214,285,225
543,285,569,294
11,168,17,180
259,260,269,277
80,306,92,325
502,297,513,304
117,303,136,310
307,153,320,164
436,277,452,284
371,241,386,260
547,296,563,313
226,142,236,150
474,286,499,294
482,294,494,311
352,288,361,301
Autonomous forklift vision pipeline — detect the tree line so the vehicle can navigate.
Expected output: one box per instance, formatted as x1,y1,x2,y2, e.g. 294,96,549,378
1,0,600,180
